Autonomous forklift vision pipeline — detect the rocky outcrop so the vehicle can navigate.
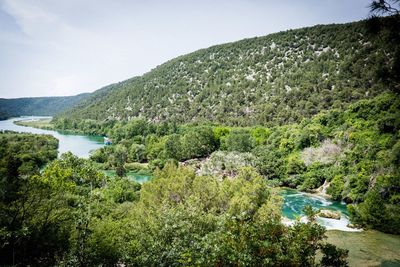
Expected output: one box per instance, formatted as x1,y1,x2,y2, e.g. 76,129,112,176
318,209,341,220
347,223,362,229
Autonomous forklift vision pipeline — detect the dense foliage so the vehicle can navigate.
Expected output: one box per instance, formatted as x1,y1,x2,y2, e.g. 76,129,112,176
0,93,89,120
97,165,348,266
55,18,396,128
0,132,59,265
84,92,400,234
0,131,58,176
0,140,348,266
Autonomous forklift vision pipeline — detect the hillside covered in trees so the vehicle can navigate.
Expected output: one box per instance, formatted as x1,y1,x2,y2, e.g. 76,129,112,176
56,18,396,127
0,93,89,120
49,16,400,236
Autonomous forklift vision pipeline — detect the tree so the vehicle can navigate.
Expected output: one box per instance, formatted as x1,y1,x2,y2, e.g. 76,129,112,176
320,244,349,267
223,129,255,152
128,143,146,162
113,145,128,177
181,127,217,159
367,0,400,92
369,0,399,16
0,147,106,266
106,164,347,266
164,134,182,160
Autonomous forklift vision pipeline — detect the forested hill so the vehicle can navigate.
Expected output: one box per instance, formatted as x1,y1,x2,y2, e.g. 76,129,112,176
0,93,89,120
57,18,396,126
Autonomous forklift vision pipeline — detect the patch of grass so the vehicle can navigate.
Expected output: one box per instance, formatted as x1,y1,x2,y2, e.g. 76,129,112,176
326,230,400,266
15,118,54,129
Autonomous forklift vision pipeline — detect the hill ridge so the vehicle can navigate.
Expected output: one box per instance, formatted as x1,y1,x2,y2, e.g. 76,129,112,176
0,93,90,120
56,18,393,127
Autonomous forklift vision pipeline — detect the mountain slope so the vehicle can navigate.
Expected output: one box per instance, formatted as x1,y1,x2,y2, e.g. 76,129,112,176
0,93,89,119
57,19,394,126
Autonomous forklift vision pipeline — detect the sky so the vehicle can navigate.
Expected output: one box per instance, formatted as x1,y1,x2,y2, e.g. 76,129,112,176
0,0,372,98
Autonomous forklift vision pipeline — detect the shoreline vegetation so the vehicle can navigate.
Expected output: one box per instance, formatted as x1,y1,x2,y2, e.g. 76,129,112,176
14,117,54,129
14,117,102,135
0,140,349,266
8,118,365,229
1,132,399,265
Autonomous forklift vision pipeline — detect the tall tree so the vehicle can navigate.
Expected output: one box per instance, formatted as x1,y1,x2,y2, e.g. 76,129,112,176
368,0,400,92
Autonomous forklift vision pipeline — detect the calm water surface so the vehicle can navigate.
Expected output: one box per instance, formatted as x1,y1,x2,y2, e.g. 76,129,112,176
0,116,104,158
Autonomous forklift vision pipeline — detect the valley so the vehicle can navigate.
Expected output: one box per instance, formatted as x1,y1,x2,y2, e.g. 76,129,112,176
0,7,399,266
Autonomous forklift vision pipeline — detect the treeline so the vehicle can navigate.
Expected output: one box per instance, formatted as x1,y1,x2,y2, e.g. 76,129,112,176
0,137,348,266
69,92,399,234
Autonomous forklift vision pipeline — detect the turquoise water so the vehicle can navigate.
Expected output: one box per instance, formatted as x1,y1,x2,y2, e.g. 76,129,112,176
280,188,359,231
131,173,152,183
0,116,104,158
102,170,152,184
280,188,348,219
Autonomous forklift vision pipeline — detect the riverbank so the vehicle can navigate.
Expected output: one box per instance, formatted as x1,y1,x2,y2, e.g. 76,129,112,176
14,117,54,129
13,117,102,136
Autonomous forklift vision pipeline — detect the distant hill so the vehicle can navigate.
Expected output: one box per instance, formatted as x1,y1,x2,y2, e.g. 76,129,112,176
0,93,89,120
55,18,396,127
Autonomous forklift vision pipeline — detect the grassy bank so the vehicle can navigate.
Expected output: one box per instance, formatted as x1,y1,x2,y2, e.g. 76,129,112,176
14,118,54,129
326,230,400,266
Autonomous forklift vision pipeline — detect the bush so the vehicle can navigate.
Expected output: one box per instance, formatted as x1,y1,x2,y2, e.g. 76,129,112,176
286,153,306,175
223,129,255,152
148,159,166,171
327,175,345,200
124,162,149,172
320,244,349,267
254,146,286,180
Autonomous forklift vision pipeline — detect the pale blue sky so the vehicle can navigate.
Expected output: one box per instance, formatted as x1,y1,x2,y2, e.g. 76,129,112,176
0,0,372,98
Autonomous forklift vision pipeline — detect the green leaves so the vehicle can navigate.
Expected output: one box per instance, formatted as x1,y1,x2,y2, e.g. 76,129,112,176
0,134,351,265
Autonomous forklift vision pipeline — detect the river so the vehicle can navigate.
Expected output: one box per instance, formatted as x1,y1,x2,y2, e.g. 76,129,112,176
0,116,152,183
0,116,104,158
